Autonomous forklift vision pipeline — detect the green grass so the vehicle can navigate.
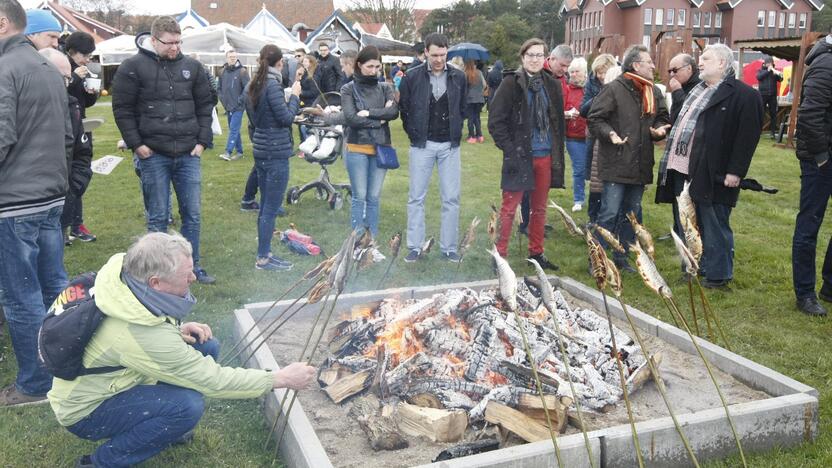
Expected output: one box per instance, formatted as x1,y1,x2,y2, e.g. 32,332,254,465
1,98,830,467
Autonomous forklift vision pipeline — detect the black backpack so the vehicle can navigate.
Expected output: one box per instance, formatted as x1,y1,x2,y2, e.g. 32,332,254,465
38,272,124,381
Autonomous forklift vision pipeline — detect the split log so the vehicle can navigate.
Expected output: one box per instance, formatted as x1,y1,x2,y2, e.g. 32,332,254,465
626,352,663,394
516,394,567,432
396,402,468,443
324,369,373,404
407,392,443,409
485,401,553,442
318,366,342,387
348,395,408,451
433,439,500,462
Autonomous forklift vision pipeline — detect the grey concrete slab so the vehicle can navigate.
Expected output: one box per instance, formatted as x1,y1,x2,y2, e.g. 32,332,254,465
415,434,601,468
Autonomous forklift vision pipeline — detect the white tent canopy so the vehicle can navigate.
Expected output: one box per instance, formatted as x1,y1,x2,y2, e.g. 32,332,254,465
94,23,306,66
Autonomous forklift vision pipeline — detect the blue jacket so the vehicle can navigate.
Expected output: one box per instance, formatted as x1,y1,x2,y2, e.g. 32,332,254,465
579,73,602,118
246,70,300,160
398,62,467,148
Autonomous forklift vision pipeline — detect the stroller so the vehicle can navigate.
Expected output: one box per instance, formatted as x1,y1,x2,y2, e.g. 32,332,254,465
287,92,351,210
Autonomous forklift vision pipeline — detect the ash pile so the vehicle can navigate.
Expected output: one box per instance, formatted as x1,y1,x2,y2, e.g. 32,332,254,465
317,282,658,454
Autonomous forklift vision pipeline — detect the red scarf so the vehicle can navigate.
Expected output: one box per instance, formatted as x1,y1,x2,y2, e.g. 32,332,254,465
623,72,656,116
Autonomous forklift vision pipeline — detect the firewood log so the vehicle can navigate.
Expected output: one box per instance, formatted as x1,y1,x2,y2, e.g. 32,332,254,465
348,395,408,451
484,401,553,442
396,402,468,443
324,369,373,404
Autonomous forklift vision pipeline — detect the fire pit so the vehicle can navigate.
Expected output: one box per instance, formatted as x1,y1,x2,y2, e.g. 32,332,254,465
233,277,818,468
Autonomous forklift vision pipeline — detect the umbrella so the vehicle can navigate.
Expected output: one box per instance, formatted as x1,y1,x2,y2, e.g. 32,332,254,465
447,42,489,62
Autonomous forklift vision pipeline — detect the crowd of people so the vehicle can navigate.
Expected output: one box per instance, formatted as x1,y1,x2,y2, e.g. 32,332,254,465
2,0,832,464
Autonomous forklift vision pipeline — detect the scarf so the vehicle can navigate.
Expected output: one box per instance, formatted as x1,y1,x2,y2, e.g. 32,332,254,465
355,71,379,86
123,273,197,321
658,81,717,185
527,73,550,138
623,72,656,116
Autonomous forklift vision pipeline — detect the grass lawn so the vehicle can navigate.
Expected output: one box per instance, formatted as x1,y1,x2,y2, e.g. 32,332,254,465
1,97,830,467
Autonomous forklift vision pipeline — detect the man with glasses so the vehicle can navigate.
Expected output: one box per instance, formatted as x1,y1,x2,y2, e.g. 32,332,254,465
314,41,341,93
113,16,218,284
399,32,467,263
588,44,670,272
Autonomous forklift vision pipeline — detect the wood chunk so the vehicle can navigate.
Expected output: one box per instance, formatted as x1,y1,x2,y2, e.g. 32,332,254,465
324,369,373,404
407,392,443,409
567,411,585,431
626,352,663,394
484,401,554,443
517,393,560,410
317,367,342,388
348,395,408,451
396,402,468,443
433,439,501,462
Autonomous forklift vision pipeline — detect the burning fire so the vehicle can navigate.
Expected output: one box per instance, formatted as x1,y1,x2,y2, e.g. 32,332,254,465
364,319,425,368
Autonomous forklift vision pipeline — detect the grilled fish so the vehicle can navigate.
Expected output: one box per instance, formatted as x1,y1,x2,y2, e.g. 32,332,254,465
631,241,672,299
626,211,655,261
488,246,518,312
549,200,585,237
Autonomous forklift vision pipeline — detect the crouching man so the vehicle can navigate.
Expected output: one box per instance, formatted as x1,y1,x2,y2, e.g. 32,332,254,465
47,232,315,467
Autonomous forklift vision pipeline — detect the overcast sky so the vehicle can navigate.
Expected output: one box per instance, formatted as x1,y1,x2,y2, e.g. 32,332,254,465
21,0,456,15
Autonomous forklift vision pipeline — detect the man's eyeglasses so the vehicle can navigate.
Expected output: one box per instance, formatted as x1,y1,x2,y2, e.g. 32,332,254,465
668,64,691,75
155,37,183,46
525,53,546,59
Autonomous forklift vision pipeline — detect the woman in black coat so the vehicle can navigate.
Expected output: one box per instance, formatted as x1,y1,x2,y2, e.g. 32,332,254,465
487,38,565,270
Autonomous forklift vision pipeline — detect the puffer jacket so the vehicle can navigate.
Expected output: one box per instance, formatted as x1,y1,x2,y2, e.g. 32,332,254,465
579,72,602,118
796,36,832,165
587,74,670,185
340,75,398,146
246,68,300,160
47,254,273,427
0,34,71,218
564,81,587,139
218,60,249,112
488,69,566,192
112,32,216,156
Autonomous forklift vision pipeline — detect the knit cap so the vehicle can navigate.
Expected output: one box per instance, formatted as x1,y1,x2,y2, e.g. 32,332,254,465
24,10,62,35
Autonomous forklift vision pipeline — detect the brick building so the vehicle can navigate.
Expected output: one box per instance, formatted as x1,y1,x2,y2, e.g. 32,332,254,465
560,0,823,56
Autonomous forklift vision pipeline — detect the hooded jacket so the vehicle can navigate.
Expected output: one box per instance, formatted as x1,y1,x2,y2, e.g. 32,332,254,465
218,60,249,113
486,60,504,93
796,36,832,165
0,34,71,219
47,254,273,426
112,32,216,156
488,69,566,192
587,74,670,186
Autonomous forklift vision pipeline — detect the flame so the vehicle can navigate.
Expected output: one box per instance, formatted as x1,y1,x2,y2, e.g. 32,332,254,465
497,329,514,357
448,314,471,341
364,318,425,368
484,371,508,387
343,305,375,321
444,353,466,378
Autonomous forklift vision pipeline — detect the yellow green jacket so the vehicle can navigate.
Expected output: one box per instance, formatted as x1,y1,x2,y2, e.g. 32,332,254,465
48,253,273,426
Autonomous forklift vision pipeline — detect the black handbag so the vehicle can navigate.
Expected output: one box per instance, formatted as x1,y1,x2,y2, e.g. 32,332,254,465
374,144,399,169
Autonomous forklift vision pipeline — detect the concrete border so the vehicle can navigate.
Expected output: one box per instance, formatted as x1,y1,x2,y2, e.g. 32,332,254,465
234,277,819,467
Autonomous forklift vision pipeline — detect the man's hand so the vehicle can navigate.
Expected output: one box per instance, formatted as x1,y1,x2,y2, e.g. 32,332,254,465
180,322,213,344
650,124,671,139
135,145,153,159
724,174,740,188
302,105,324,116
191,144,205,157
291,80,302,97
273,362,316,390
668,77,681,92
357,110,370,117
609,131,628,145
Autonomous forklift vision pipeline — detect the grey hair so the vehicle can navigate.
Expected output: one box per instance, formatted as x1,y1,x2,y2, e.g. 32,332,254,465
123,232,193,282
0,0,26,32
704,43,736,78
550,44,574,61
568,57,587,75
39,47,68,66
622,44,648,73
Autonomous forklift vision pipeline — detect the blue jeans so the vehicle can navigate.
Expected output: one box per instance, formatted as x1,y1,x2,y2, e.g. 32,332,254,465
597,182,644,263
225,111,244,155
466,103,483,138
0,206,68,395
565,139,587,204
255,158,290,258
407,141,461,254
793,160,832,299
345,152,387,237
67,339,219,467
138,154,202,266
697,203,734,282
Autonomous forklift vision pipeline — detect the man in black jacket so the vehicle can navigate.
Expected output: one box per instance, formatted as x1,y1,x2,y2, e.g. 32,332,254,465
218,49,249,161
313,42,341,93
793,33,832,317
667,53,701,124
112,16,217,284
756,55,783,139
399,32,467,263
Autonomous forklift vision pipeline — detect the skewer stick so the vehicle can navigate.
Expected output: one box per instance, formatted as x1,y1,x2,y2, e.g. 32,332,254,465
694,277,732,352
687,279,702,336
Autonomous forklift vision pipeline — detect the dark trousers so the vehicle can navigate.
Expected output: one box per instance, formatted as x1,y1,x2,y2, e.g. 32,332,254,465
242,166,259,203
67,339,219,467
697,203,734,282
255,158,290,258
762,94,778,136
60,190,84,232
466,103,484,138
792,160,832,299
666,170,687,239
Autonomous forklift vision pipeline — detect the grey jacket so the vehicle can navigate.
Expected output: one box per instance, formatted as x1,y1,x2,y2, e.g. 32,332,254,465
0,34,71,218
218,61,249,112
340,77,398,146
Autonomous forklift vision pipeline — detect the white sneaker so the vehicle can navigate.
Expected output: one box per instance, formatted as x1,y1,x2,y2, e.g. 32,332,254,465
219,153,231,161
571,203,583,212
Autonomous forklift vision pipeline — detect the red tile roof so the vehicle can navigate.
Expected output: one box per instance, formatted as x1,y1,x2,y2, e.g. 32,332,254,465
44,1,124,43
356,22,383,35
191,0,334,29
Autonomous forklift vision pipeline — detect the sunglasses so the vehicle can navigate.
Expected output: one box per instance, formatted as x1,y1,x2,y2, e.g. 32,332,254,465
668,64,690,75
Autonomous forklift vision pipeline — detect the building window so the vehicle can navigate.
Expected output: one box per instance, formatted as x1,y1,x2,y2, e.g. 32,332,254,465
643,35,650,49
678,9,686,26
644,8,652,25
788,12,796,29
704,12,711,28
800,13,807,29
768,11,776,28
715,12,722,28
693,11,701,28
655,9,663,26
667,9,675,25
779,12,786,28
209,2,217,7
757,11,765,27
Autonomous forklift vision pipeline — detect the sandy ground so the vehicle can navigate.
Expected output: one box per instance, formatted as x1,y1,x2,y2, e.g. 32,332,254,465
263,289,770,468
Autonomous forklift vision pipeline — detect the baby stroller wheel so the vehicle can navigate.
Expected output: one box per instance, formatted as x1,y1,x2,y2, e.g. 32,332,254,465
286,186,301,205
329,192,344,210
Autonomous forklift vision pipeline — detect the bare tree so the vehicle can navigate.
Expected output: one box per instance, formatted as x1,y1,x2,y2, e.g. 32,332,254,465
349,0,416,42
63,0,134,13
